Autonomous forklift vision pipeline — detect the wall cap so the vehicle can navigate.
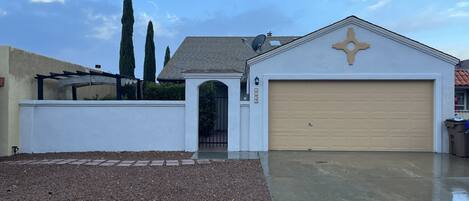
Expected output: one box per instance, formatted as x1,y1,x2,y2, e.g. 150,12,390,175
19,100,186,107
183,73,243,79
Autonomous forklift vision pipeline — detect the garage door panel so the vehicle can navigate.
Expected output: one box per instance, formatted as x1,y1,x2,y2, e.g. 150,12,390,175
269,80,433,152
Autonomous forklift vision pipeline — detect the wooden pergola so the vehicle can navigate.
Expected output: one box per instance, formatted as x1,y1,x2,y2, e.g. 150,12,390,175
35,70,142,100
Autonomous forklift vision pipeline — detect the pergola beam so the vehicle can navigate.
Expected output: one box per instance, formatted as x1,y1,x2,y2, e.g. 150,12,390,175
35,70,142,100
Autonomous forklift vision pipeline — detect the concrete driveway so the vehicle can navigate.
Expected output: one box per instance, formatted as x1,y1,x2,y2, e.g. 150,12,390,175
260,151,469,201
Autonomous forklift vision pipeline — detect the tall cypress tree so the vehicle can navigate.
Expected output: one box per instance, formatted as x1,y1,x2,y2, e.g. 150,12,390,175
143,21,156,82
119,0,135,78
164,46,171,67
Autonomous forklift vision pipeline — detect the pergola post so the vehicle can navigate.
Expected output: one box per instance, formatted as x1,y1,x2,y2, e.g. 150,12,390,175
116,77,122,100
37,77,44,100
136,79,142,100
72,86,77,100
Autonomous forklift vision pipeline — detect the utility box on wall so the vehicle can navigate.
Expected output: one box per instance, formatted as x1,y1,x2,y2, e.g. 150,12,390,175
0,77,4,87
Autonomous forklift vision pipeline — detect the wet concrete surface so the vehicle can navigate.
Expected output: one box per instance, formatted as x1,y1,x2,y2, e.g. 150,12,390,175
260,151,469,201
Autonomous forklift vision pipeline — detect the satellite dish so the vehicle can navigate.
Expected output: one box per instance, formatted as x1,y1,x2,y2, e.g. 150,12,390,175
251,34,266,52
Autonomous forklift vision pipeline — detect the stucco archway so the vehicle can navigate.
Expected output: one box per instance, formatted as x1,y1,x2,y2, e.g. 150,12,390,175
184,73,242,152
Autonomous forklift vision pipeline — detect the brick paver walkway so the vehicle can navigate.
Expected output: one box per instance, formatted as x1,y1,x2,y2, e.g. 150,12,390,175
0,159,225,167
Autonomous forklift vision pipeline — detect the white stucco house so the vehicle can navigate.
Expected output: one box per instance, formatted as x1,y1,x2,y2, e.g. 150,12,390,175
19,16,460,155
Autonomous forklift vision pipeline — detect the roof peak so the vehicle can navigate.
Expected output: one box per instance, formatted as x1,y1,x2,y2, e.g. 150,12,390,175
185,36,300,38
248,15,459,66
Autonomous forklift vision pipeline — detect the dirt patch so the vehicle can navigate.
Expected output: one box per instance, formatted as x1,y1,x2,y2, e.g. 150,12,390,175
0,160,270,201
0,151,192,161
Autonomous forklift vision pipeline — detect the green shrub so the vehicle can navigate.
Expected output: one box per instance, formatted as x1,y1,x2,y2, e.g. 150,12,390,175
83,94,116,100
122,84,137,100
143,82,185,100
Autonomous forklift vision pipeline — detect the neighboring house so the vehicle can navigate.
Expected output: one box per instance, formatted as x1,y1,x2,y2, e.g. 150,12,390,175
0,46,114,156
455,65,469,118
20,16,459,155
458,59,469,69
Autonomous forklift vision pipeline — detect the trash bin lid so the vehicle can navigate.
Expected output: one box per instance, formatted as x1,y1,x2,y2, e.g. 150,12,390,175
446,118,466,122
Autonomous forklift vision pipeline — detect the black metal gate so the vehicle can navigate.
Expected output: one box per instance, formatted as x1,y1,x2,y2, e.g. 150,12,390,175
199,96,228,150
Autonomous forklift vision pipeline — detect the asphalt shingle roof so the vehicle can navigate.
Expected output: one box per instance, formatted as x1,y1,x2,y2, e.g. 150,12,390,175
157,36,298,82
458,59,469,69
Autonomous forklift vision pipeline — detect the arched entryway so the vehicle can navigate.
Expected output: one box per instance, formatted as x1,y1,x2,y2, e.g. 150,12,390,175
198,80,228,151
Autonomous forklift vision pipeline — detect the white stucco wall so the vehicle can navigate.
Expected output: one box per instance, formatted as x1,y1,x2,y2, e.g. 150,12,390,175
19,101,186,153
184,74,242,152
240,101,250,151
248,23,456,152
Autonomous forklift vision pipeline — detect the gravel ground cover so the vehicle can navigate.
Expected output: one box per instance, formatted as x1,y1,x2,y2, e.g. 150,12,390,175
0,153,270,201
0,151,192,161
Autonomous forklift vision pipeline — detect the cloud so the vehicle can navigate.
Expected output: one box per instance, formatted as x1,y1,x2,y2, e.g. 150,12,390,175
390,6,452,33
368,0,391,10
135,12,153,36
135,12,179,37
449,11,469,17
456,1,469,8
0,8,7,16
447,1,469,17
147,0,159,11
30,0,65,4
174,7,294,36
84,10,119,40
166,13,180,24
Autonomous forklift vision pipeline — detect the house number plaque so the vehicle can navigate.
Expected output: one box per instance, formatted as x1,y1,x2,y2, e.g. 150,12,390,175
254,88,259,103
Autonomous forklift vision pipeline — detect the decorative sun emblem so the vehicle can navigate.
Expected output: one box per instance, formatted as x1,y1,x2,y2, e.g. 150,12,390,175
332,27,370,65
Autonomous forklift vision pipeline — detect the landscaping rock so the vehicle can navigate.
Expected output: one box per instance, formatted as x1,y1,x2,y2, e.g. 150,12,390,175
16,160,36,165
0,160,270,200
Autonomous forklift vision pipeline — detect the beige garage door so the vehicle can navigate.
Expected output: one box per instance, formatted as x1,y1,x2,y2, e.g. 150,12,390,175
269,80,433,151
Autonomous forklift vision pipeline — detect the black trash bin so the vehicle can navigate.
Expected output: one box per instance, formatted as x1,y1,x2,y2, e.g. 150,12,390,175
444,119,469,157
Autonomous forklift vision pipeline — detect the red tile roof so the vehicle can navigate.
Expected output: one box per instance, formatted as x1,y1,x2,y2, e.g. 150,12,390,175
456,68,469,87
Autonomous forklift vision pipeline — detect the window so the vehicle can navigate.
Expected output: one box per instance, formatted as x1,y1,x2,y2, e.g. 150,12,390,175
455,91,466,111
269,40,281,46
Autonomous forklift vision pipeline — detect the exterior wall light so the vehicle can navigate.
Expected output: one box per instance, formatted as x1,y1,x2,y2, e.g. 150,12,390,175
254,77,260,85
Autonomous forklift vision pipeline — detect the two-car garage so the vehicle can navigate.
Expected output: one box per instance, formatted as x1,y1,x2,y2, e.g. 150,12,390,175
268,80,434,152
247,17,458,153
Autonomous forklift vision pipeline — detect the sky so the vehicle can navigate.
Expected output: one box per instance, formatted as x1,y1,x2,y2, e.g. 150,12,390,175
0,0,468,78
